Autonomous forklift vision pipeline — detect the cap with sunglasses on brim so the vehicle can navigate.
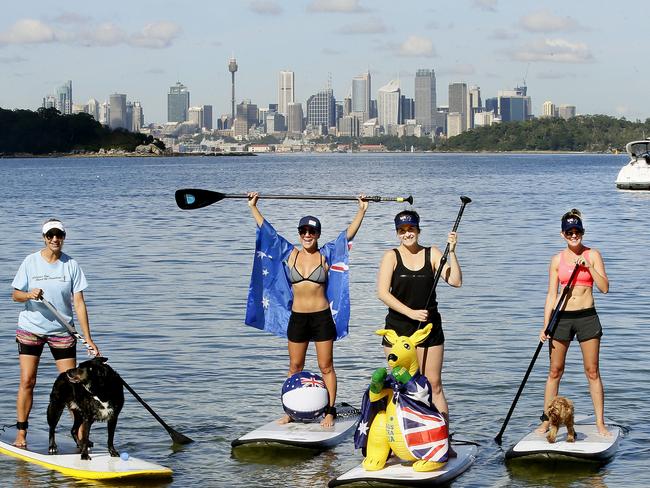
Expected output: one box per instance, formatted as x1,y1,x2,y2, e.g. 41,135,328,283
42,220,66,235
298,216,321,233
561,215,584,233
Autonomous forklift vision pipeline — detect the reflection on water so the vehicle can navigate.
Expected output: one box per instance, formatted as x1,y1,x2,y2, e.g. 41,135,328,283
0,153,648,487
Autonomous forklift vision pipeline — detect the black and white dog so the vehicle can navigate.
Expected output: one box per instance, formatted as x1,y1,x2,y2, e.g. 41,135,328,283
47,356,124,460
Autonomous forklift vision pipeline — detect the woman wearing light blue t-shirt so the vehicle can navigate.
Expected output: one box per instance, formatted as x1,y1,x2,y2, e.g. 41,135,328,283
11,219,100,448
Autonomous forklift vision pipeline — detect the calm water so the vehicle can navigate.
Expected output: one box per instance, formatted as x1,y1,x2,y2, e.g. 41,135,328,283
0,153,648,488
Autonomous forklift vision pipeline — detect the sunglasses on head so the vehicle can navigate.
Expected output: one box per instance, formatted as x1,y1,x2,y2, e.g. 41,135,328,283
45,230,66,239
298,226,318,236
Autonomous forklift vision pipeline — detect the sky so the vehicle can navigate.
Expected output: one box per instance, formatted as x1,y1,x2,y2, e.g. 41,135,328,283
0,0,647,124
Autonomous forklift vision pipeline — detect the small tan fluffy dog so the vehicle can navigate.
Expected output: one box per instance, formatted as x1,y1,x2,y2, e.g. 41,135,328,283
546,396,576,443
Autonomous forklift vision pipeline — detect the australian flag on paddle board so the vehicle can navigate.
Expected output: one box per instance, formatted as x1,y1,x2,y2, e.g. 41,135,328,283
245,220,351,340
354,373,449,463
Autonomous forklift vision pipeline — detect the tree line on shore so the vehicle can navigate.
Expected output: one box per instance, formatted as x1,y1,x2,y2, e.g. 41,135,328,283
0,107,162,155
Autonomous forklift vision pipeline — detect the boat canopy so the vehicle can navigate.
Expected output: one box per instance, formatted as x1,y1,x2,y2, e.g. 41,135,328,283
625,140,650,158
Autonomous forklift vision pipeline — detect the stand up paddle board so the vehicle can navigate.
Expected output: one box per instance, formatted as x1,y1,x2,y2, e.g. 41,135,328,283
506,415,620,462
231,403,360,449
0,426,172,480
328,443,478,487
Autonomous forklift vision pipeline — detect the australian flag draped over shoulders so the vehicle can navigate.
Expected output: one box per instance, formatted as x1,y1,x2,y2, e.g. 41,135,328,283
354,373,448,463
245,220,352,340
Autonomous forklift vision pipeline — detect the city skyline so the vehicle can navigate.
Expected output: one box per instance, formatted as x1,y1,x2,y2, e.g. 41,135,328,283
0,1,645,123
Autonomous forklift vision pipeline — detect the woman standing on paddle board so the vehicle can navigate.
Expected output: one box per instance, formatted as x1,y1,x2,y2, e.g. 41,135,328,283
537,209,610,437
377,210,462,424
11,219,100,448
247,192,368,427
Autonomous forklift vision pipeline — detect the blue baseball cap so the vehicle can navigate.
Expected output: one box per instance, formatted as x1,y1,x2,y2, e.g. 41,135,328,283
298,216,321,233
394,212,420,230
561,215,584,233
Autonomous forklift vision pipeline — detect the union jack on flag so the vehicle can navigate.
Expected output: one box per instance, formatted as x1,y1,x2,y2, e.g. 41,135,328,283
301,376,326,388
397,404,449,462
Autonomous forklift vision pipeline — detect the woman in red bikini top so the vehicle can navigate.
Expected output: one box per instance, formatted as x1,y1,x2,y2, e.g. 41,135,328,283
537,209,611,437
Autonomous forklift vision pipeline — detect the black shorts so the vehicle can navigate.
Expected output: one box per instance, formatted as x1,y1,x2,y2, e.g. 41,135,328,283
288,308,336,343
16,329,77,360
382,311,444,348
552,308,603,343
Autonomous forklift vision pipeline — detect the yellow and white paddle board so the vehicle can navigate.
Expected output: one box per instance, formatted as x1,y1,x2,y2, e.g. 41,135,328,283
0,427,172,480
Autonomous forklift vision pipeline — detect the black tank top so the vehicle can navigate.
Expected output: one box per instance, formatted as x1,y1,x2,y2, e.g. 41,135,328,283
386,247,439,327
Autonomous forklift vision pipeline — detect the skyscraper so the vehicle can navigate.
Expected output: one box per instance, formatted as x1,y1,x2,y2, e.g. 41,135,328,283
543,101,556,118
351,72,371,121
278,71,295,116
202,105,213,130
415,69,436,133
132,101,144,132
86,98,99,121
468,86,481,130
448,83,468,133
497,88,532,122
306,89,335,134
109,93,127,129
558,105,576,120
287,102,304,135
229,57,238,121
55,81,72,115
168,82,190,122
377,80,401,131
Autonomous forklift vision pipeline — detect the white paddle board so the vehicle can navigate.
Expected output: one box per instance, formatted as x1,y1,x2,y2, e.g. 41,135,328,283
0,426,172,480
506,415,620,462
231,403,360,449
329,444,478,487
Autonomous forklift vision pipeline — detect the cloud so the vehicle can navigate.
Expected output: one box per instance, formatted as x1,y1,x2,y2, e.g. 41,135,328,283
307,0,367,13
472,0,497,12
78,22,126,46
52,12,92,24
489,28,517,40
398,36,436,57
520,9,579,33
0,19,59,45
0,55,28,63
337,18,387,34
511,38,593,63
249,1,283,15
130,21,181,48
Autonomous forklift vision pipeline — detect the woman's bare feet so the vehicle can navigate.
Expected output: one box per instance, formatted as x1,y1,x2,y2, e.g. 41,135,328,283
596,423,612,437
277,414,292,425
13,430,27,448
321,413,335,428
535,421,549,434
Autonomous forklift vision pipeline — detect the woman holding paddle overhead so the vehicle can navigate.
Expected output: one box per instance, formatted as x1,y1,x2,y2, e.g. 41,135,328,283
537,209,610,437
377,210,462,425
11,219,100,448
246,192,368,427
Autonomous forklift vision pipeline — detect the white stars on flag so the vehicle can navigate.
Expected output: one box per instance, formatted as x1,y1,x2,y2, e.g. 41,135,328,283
262,296,270,309
357,420,368,437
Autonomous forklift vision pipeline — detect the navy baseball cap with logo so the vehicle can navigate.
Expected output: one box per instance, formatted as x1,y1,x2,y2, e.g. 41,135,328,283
394,212,420,230
561,215,584,233
298,216,321,233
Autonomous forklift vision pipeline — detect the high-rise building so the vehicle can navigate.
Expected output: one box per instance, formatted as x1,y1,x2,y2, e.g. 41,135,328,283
234,99,258,137
401,96,415,121
188,106,203,127
338,115,360,138
109,93,127,129
229,57,238,121
42,95,56,110
377,80,401,131
202,105,213,130
468,86,482,130
542,101,556,118
351,72,371,121
132,101,144,132
448,83,468,133
55,81,72,115
415,69,436,133
306,89,335,134
485,97,498,115
497,88,532,122
126,101,133,131
278,71,295,116
86,99,100,121
99,101,110,125
168,82,190,122
558,105,576,120
287,102,304,135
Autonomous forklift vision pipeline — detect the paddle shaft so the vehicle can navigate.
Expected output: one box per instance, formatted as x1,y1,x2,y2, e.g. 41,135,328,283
493,262,581,445
38,299,193,445
218,193,408,202
419,196,471,371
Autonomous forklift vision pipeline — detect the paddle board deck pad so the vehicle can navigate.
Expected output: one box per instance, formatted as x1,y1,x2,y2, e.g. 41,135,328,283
0,426,172,480
328,444,478,487
506,415,620,462
231,403,360,449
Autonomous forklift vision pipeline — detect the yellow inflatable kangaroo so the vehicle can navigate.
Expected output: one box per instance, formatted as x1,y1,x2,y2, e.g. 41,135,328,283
359,323,449,472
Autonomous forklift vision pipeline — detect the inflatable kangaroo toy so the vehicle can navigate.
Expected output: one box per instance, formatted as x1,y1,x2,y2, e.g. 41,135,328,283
354,323,449,472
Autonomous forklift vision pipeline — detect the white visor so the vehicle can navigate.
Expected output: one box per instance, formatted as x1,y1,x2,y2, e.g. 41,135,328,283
42,221,65,235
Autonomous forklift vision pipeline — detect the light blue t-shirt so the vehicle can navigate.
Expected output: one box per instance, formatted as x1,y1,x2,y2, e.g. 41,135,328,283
12,251,88,335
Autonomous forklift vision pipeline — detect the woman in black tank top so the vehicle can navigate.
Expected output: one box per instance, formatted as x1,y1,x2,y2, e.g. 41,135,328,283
377,210,462,426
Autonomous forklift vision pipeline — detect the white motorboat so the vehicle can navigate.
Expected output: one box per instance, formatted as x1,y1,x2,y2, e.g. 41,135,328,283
615,139,650,189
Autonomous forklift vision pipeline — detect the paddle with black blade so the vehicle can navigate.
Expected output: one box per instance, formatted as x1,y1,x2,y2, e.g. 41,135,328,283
175,188,413,210
494,262,581,445
38,298,194,445
419,196,472,370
